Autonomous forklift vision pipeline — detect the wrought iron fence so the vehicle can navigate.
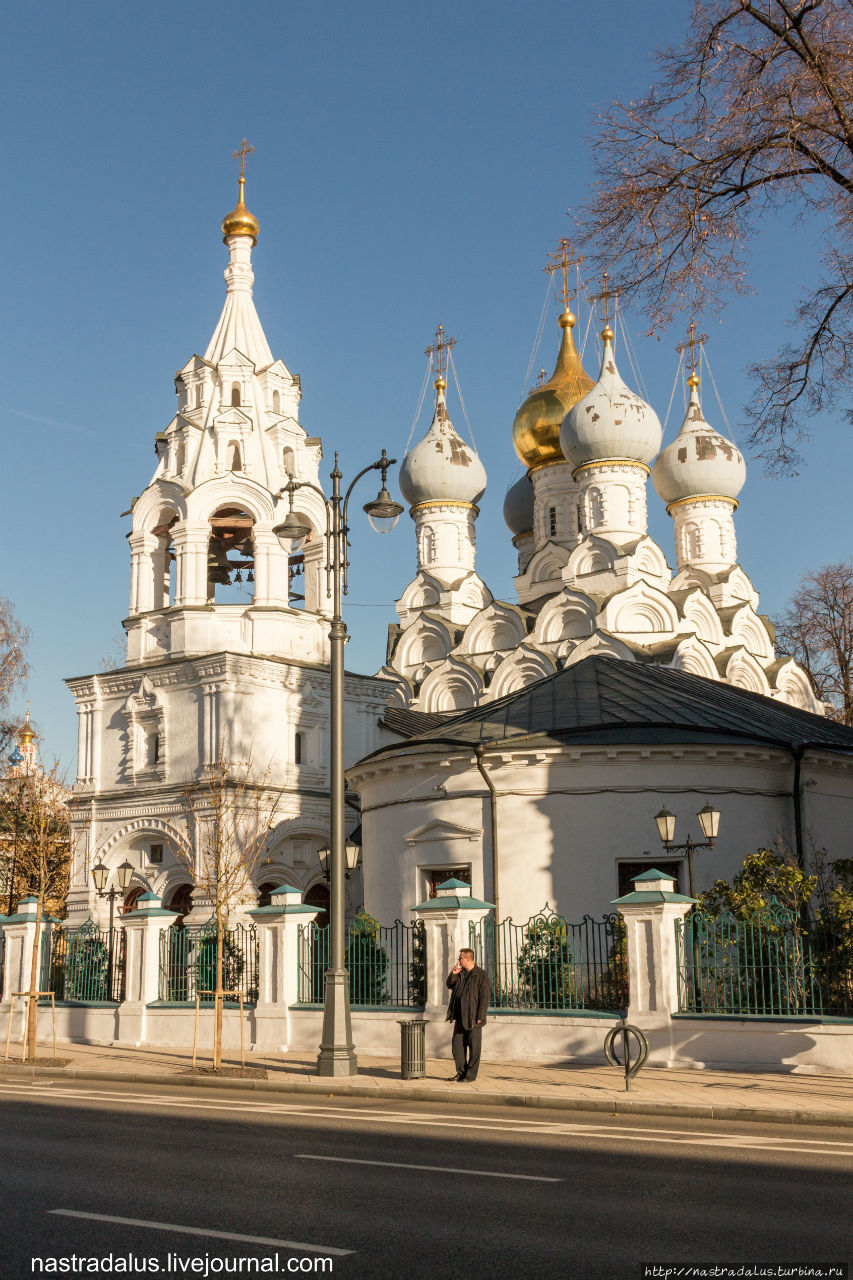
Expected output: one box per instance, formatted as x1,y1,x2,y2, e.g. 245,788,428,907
297,917,426,1008
676,900,853,1018
469,908,628,1013
158,921,259,1004
42,920,126,1003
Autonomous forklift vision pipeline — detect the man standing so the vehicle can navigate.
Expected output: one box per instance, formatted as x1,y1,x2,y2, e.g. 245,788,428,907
445,948,491,1081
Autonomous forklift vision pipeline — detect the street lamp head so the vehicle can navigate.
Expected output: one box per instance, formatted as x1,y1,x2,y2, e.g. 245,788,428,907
317,846,331,880
345,840,360,874
117,859,134,891
654,806,677,847
364,484,404,534
91,861,108,893
273,509,312,555
697,802,720,843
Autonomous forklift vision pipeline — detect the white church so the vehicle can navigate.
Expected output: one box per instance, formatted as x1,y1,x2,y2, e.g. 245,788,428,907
64,173,853,933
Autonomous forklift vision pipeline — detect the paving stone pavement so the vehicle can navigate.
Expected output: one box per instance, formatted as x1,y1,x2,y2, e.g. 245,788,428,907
2,1040,853,1126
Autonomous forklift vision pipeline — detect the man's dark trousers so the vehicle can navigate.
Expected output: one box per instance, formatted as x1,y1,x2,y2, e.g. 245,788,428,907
452,1020,482,1080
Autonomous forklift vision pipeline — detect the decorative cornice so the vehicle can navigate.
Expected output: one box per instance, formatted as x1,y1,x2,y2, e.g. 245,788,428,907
410,501,479,514
571,459,651,479
666,495,739,514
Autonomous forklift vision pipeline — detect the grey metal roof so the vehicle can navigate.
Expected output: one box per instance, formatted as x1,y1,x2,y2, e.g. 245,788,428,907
367,656,853,757
380,707,459,739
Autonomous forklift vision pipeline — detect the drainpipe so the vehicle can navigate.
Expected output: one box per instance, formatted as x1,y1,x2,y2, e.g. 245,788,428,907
791,745,805,872
473,746,499,926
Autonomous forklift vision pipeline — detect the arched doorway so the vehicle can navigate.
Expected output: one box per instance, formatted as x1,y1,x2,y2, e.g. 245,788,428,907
304,882,330,929
257,882,277,908
166,883,193,920
121,886,145,914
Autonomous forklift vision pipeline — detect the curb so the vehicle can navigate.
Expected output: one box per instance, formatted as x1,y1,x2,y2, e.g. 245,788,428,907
1,1063,852,1129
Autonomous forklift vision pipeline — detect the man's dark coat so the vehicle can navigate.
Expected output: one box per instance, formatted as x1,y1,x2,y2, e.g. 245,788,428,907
445,965,491,1029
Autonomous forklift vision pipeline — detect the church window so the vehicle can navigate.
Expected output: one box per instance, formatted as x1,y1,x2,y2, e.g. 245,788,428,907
231,383,241,407
425,866,472,899
272,390,281,413
151,732,160,765
227,442,242,472
175,441,185,474
294,731,304,765
195,385,202,409
549,507,557,538
149,843,164,864
283,447,295,478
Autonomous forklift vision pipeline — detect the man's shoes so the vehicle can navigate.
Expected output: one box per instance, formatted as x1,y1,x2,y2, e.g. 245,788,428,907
462,1075,477,1082
451,1071,466,1081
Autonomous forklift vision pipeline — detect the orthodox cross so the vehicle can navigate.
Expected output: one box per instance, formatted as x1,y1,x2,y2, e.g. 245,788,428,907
544,237,583,311
529,367,548,394
232,138,255,182
676,320,708,379
589,268,621,330
425,324,456,380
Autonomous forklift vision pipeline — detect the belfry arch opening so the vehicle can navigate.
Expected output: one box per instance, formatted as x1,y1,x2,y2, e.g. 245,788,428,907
207,506,256,603
151,509,179,608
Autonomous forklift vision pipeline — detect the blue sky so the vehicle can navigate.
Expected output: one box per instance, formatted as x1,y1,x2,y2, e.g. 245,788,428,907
1,0,845,771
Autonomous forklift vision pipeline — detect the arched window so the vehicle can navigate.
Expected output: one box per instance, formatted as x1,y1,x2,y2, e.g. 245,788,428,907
272,390,281,413
231,383,241,407
294,731,304,765
282,447,295,478
227,442,242,472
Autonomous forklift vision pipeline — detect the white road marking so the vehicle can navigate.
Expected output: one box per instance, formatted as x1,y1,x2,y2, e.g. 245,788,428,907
4,1081,851,1159
295,1154,562,1181
48,1210,353,1256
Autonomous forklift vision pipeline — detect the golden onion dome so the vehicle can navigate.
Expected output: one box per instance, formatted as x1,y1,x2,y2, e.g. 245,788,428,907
18,714,35,745
221,176,259,245
512,310,595,469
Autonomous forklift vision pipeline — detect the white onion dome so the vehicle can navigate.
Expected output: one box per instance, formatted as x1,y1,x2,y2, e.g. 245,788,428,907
503,473,534,535
399,384,487,508
652,378,746,505
560,327,662,470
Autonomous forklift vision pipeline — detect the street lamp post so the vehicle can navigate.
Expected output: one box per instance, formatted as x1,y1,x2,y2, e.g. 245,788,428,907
91,858,134,999
652,802,721,899
274,450,403,1078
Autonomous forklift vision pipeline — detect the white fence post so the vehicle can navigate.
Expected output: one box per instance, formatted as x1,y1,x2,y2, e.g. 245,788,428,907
0,897,54,1048
118,893,180,1045
612,868,695,1064
412,878,494,1060
247,884,319,1052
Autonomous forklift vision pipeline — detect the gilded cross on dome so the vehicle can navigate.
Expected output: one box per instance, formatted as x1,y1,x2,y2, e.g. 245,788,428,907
544,237,583,313
232,138,255,181
676,320,708,385
425,324,456,386
589,268,622,338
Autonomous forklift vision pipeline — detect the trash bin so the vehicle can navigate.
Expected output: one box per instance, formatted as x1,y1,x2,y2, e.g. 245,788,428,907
398,1018,428,1079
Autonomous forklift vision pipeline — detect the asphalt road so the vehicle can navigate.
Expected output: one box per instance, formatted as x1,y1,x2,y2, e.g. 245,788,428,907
1,1079,850,1280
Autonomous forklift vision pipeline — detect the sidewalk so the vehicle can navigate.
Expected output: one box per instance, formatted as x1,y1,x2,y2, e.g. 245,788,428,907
3,1041,853,1127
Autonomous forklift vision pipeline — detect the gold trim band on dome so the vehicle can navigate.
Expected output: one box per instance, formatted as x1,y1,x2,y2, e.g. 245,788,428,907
571,459,651,479
666,494,739,514
409,500,480,513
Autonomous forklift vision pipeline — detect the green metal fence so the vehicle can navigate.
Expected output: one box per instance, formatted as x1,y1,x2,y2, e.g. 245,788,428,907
42,920,126,1003
676,900,853,1018
158,921,259,1004
297,918,426,1008
469,908,628,1013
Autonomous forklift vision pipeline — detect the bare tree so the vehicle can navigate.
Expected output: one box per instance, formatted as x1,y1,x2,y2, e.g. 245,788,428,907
0,763,72,1060
775,560,853,721
0,597,29,711
578,0,853,472
175,749,279,1070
